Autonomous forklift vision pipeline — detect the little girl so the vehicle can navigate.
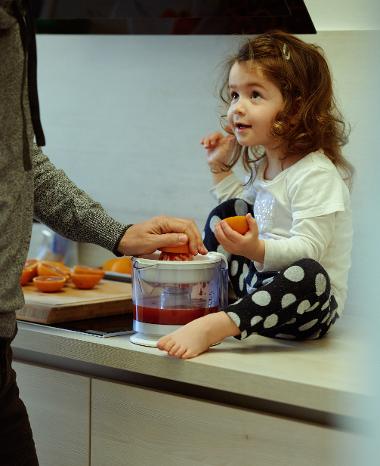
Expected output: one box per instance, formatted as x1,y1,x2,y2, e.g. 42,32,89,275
157,31,354,359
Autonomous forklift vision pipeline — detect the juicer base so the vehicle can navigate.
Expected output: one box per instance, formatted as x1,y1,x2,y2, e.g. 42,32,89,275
129,333,160,347
133,320,182,336
129,333,160,348
130,332,221,349
130,321,186,347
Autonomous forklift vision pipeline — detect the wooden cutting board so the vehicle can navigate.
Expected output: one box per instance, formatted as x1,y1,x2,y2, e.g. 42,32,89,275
17,279,133,324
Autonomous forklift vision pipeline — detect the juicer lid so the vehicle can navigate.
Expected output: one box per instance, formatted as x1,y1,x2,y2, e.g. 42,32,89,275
132,251,227,285
133,251,227,269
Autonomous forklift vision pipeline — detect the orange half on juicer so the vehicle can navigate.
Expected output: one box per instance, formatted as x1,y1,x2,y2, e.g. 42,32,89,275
158,244,193,261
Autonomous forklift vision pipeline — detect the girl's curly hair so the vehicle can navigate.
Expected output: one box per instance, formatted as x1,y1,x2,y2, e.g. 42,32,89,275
218,31,354,188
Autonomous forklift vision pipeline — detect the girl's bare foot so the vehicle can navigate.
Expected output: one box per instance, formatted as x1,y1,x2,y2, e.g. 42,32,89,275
156,312,240,359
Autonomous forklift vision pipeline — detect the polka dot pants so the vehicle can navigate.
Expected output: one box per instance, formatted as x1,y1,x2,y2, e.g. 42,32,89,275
204,199,339,340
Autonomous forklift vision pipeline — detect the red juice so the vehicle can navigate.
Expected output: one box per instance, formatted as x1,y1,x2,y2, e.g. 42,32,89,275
134,305,218,325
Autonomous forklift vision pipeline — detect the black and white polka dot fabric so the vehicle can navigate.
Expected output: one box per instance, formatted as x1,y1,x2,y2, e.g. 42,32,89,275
204,199,338,340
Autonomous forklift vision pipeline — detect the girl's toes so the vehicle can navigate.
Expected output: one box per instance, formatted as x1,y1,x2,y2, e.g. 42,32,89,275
173,345,187,358
162,338,176,353
170,345,180,357
182,349,195,359
156,336,168,350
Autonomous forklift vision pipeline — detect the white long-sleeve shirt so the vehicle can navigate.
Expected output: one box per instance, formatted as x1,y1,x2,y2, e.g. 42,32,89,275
210,151,352,315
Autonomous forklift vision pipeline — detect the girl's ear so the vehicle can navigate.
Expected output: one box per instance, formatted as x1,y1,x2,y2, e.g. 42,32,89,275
294,95,302,109
289,96,302,126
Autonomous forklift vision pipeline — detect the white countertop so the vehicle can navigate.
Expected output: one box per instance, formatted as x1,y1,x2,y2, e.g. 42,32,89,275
13,316,368,419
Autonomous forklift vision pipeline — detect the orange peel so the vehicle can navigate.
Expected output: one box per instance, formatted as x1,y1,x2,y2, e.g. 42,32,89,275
71,273,102,290
224,216,249,234
159,244,190,254
33,276,65,292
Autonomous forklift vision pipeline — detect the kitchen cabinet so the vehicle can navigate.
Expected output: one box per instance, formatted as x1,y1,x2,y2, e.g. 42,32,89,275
14,361,90,466
91,378,362,466
12,320,368,465
14,362,364,466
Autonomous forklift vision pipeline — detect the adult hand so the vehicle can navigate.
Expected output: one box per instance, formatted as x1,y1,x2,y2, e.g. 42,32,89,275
214,214,265,263
117,216,208,257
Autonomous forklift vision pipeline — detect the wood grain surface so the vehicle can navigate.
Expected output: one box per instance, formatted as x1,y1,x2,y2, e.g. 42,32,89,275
17,280,133,324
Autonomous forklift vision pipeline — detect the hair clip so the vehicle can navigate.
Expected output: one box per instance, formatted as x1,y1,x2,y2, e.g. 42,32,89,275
282,43,291,60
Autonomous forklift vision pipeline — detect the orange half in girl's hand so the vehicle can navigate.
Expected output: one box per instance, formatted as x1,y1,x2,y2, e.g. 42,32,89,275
33,276,66,293
224,216,249,234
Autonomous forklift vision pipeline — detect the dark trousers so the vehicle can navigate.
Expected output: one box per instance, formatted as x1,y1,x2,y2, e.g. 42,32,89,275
204,199,338,340
0,331,39,466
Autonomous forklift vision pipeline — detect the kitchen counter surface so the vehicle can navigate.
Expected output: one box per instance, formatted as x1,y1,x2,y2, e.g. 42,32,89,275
13,316,368,422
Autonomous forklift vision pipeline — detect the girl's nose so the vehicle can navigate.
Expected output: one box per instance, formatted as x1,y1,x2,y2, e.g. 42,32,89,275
231,100,246,115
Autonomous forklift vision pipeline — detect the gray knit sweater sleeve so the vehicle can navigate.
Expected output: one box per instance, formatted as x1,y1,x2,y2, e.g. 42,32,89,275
32,144,129,253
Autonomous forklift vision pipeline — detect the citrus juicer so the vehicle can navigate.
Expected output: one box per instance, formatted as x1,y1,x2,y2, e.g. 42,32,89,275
129,252,228,347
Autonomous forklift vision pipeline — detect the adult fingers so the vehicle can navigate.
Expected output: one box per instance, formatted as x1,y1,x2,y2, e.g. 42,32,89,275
153,216,207,255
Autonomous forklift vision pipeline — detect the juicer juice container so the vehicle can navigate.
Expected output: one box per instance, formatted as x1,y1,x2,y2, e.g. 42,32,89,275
130,252,228,347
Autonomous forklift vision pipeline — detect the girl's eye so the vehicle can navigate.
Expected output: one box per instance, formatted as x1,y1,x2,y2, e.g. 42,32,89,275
251,91,262,100
230,91,239,100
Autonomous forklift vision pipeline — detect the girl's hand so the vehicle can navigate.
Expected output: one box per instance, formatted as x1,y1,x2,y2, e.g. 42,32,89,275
200,129,235,172
214,214,265,263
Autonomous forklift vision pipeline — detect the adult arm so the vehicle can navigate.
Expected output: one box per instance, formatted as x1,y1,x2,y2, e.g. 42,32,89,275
32,145,206,256
32,145,128,254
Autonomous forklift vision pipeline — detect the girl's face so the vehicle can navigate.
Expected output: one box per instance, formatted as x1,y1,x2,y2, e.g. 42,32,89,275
227,61,285,153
